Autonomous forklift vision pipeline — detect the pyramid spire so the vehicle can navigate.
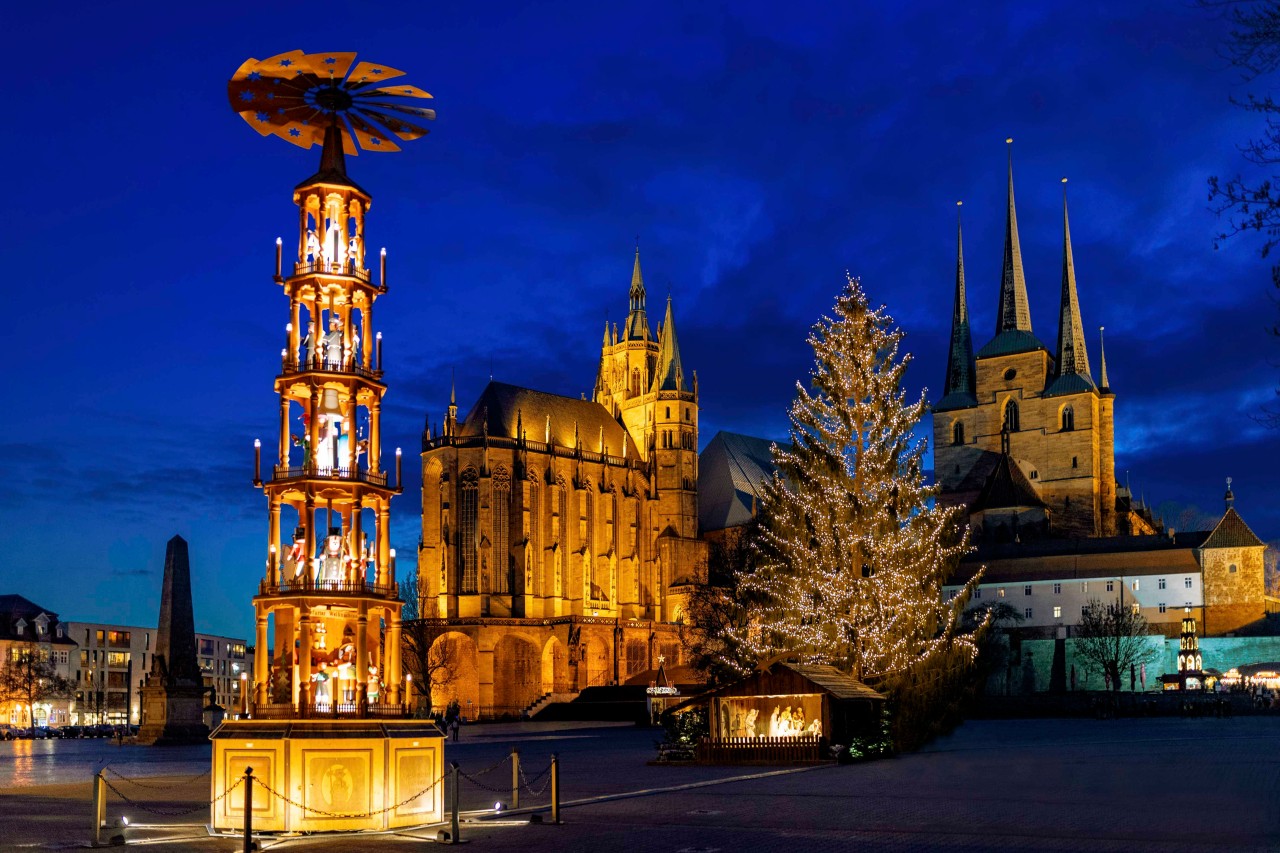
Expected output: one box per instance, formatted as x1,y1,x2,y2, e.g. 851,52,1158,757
650,295,687,393
1098,325,1111,390
624,245,650,341
1045,179,1096,397
996,139,1033,336
938,201,977,410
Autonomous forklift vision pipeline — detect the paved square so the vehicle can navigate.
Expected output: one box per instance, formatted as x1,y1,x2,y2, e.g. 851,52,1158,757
0,717,1275,851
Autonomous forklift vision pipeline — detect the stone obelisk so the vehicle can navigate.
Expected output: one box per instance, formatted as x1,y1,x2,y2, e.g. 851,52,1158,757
136,535,210,745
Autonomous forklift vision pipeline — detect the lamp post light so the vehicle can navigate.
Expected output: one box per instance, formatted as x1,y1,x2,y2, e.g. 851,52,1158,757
241,672,249,718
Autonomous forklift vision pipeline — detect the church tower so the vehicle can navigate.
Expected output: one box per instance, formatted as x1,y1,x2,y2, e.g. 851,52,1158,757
251,121,405,714
933,143,1115,541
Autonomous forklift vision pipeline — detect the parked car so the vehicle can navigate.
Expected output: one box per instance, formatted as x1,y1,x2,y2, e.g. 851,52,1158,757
0,725,15,740
30,726,54,739
89,723,115,738
58,725,85,739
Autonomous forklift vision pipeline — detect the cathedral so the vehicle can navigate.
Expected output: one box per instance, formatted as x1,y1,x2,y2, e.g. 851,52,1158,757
415,251,706,717
934,147,1267,637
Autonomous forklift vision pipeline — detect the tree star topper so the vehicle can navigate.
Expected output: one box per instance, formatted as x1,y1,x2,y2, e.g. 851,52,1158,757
228,50,435,154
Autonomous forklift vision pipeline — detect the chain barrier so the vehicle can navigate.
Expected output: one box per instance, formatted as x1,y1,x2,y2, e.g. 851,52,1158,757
250,771,447,820
466,754,513,779
99,773,244,817
518,761,553,797
457,767,509,794
101,765,211,790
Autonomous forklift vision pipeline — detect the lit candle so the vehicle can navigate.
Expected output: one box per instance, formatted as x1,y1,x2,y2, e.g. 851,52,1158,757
395,447,402,487
380,247,387,287
376,332,383,372
253,439,261,483
275,236,283,278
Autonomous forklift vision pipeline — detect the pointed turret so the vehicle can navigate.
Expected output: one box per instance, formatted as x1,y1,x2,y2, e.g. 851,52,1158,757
1045,179,1096,397
977,139,1046,358
1098,326,1111,391
936,202,977,411
624,247,651,341
651,296,688,392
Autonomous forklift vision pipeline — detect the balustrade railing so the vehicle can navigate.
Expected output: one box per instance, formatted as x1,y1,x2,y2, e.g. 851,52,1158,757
250,702,411,720
270,464,389,486
281,355,380,380
421,433,637,468
258,577,399,598
293,260,372,282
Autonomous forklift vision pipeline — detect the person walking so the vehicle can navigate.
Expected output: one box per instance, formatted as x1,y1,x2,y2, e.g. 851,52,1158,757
449,716,460,742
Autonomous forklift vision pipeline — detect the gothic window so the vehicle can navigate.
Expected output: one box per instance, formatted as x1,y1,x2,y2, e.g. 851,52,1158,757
491,466,511,594
1061,405,1075,432
459,467,479,593
1229,563,1238,574
1003,400,1020,432
1072,456,1078,469
952,421,964,446
665,407,670,419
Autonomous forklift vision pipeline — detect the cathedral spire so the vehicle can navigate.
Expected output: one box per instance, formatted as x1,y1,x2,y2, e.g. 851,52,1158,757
1045,179,1095,397
996,138,1033,336
624,245,651,341
650,295,687,393
937,201,976,410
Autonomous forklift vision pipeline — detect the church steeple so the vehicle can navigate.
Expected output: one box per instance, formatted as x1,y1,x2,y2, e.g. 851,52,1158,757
1098,325,1111,391
624,246,650,341
936,201,977,411
651,296,687,392
1045,179,1095,397
996,139,1033,336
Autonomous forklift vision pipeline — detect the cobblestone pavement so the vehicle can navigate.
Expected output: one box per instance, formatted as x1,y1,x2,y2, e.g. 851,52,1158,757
0,717,1274,852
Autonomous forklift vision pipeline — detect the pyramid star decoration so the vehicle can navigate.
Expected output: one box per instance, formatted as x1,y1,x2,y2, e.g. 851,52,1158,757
228,50,435,154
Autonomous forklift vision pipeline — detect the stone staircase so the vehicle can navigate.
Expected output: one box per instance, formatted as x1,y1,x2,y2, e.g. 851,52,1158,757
522,691,579,719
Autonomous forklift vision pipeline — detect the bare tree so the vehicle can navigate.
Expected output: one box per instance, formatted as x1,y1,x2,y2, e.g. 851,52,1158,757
0,647,73,726
399,568,457,714
1204,0,1280,426
1073,599,1158,693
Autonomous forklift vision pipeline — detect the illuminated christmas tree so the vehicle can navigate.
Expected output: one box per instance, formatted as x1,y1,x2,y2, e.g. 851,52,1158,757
737,275,984,743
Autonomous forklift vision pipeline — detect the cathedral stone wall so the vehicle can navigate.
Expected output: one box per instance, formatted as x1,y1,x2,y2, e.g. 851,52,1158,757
1199,544,1267,635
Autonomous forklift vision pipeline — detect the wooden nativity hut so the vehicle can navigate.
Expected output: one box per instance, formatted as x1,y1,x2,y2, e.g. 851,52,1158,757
673,663,885,764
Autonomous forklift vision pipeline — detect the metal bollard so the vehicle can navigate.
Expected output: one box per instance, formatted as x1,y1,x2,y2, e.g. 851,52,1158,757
243,766,255,853
510,746,520,810
550,753,560,825
450,761,461,844
91,771,106,847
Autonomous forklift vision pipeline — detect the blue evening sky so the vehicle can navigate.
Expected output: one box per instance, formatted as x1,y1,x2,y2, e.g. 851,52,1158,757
4,1,1276,640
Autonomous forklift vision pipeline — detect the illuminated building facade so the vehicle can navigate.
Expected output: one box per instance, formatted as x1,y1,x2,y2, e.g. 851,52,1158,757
935,146,1268,636
0,596,76,727
415,251,705,718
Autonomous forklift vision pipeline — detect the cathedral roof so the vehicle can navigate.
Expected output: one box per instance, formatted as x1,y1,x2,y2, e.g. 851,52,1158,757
975,328,1049,359
698,431,779,532
1199,507,1265,550
1042,372,1096,398
458,381,631,452
972,452,1045,512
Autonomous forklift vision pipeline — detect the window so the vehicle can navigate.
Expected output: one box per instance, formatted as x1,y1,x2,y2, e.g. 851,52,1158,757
952,421,965,446
198,639,215,657
1185,601,1193,608
1003,368,1017,381
96,629,105,644
1158,603,1167,614
1072,456,1078,469
1106,581,1114,592
665,407,670,418
1132,579,1140,591
107,652,130,667
1082,582,1088,593
459,467,480,593
491,466,511,594
1158,578,1166,590
1061,405,1075,431
1184,577,1193,589
1024,608,1033,619
1082,605,1089,615
1132,604,1141,614
1053,583,1061,595
997,588,1006,598
1053,606,1062,618
948,589,957,601
974,588,982,599
1003,400,1020,432
1030,470,1038,479
1024,585,1032,596
1229,563,1238,574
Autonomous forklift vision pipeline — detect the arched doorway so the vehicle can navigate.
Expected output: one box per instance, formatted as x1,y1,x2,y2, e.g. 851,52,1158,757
624,639,648,681
493,635,541,716
542,637,570,693
425,631,479,717
585,635,610,687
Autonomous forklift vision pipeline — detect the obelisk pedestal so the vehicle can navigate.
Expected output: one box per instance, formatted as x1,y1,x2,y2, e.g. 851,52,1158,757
136,535,210,745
